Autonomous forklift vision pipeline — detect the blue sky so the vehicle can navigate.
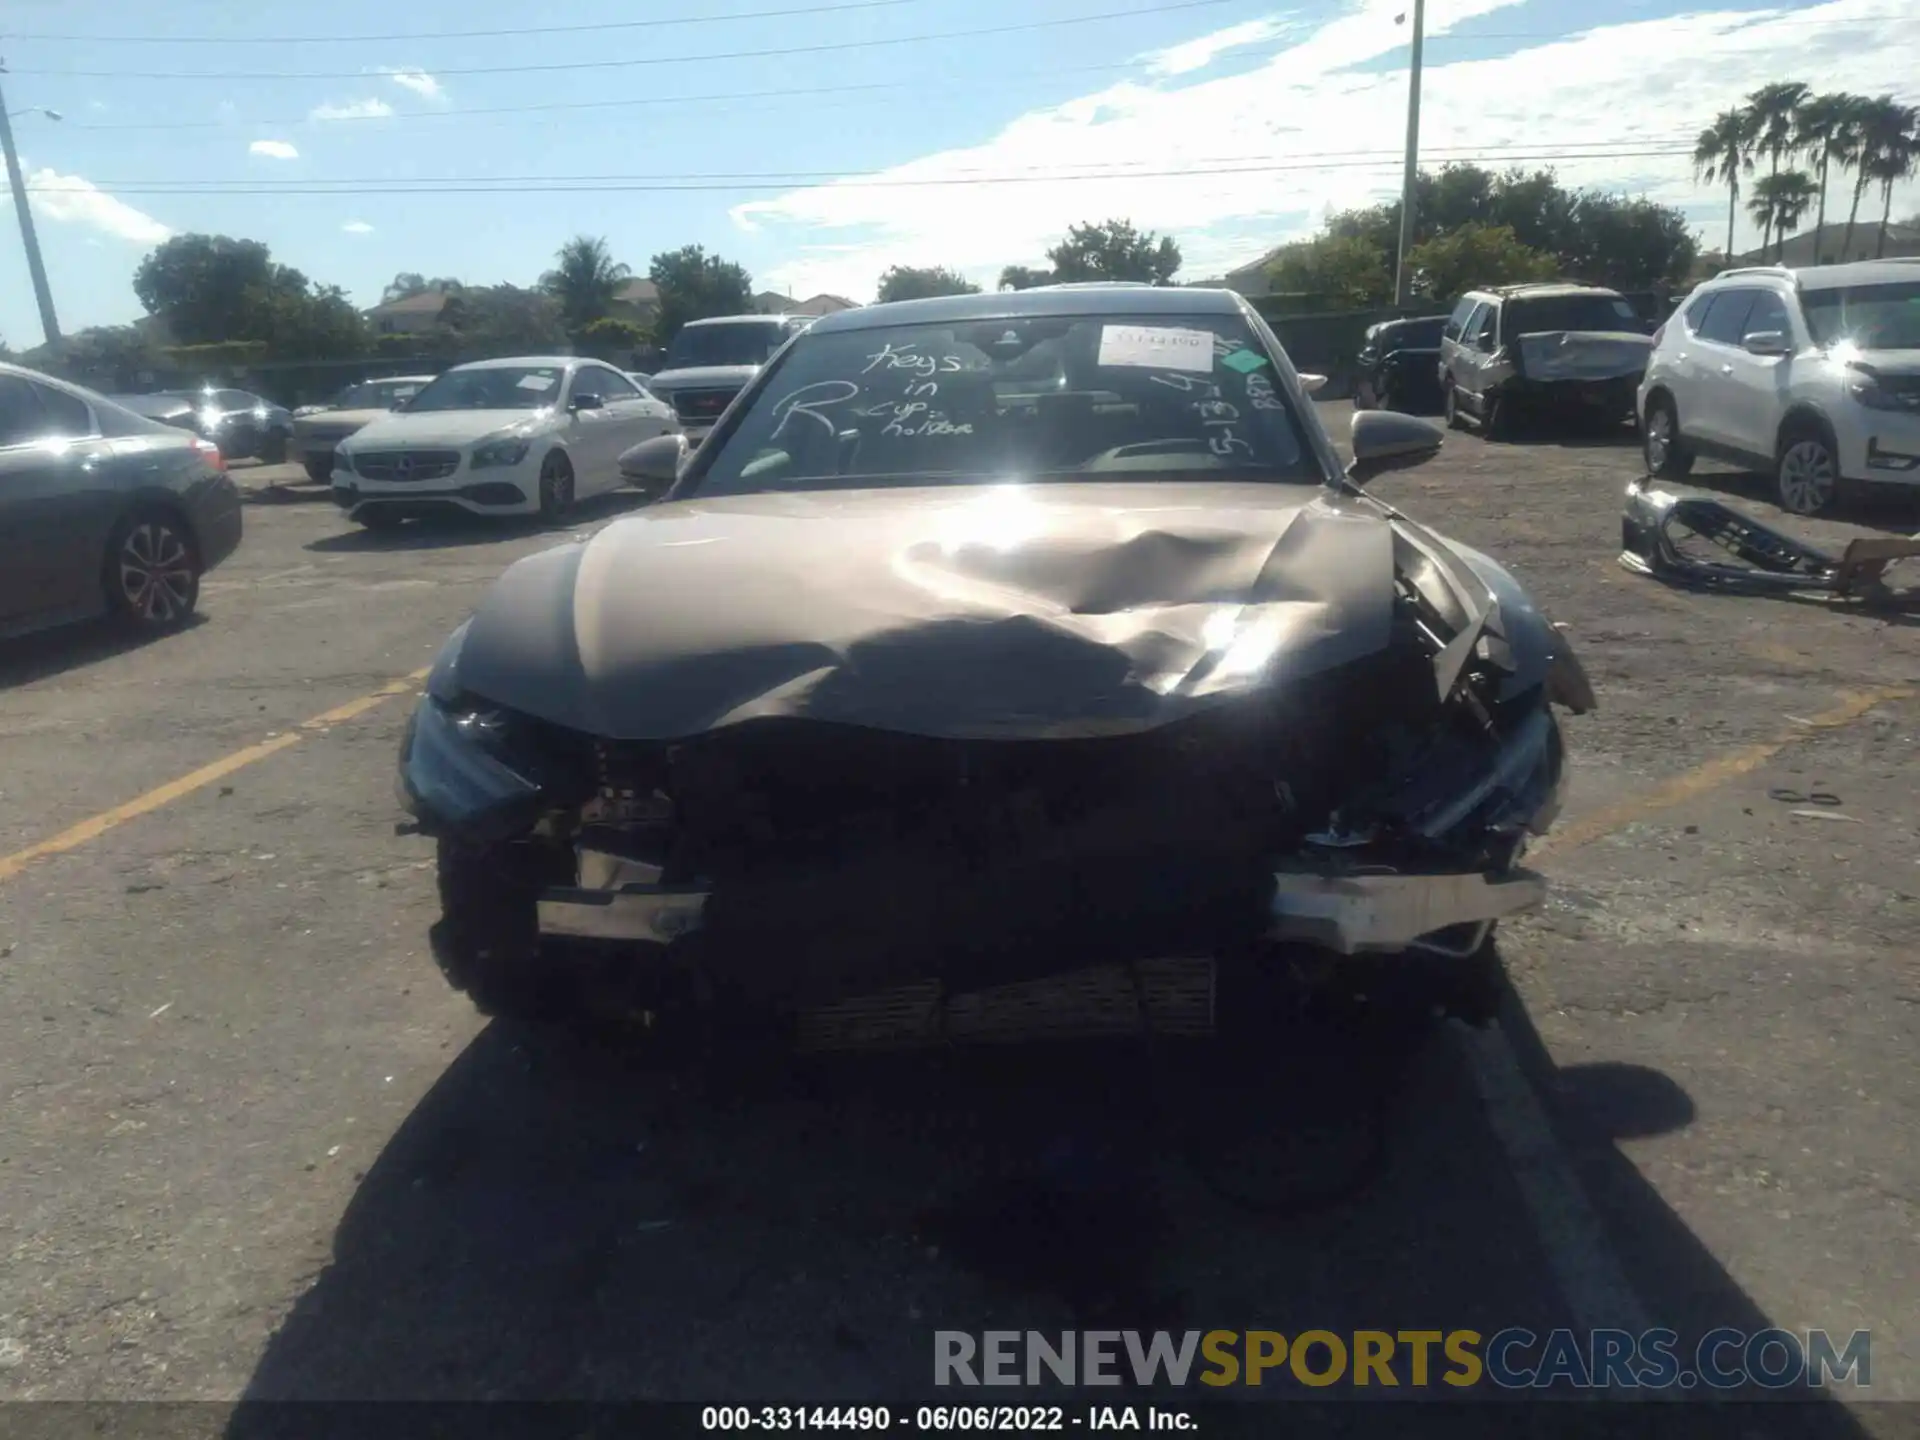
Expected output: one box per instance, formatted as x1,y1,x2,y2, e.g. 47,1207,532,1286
2,0,1916,347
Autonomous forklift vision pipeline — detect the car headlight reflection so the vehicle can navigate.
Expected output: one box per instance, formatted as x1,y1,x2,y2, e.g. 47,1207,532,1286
470,436,532,469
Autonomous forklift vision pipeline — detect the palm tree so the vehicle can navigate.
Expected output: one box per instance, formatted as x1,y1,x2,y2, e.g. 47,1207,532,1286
539,236,631,335
1834,94,1879,261
1694,108,1755,266
1857,100,1920,259
1793,92,1863,262
1741,81,1812,255
1747,171,1819,261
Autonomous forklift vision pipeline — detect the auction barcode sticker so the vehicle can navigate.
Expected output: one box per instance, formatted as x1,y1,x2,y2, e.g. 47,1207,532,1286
1097,325,1214,373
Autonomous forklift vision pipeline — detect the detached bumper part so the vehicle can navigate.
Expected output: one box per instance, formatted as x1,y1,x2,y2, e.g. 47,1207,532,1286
1267,867,1544,954
1620,479,1920,599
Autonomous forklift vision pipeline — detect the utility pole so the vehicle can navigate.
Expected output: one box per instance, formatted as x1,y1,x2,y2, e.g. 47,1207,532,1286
1391,0,1426,310
0,60,63,350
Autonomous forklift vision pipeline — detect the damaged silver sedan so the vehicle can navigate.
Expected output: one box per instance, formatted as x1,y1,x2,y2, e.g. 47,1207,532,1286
395,285,1594,1046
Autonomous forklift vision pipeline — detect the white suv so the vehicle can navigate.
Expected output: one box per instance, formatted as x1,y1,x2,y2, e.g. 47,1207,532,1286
1637,259,1920,515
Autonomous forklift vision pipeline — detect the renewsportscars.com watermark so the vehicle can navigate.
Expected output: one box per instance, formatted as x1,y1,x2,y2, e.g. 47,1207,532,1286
935,1328,1872,1391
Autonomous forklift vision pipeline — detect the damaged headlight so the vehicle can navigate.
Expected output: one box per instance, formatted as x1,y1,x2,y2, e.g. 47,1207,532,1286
397,694,545,841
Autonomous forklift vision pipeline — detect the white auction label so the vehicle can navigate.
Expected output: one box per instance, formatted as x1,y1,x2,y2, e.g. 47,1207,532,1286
1097,325,1215,373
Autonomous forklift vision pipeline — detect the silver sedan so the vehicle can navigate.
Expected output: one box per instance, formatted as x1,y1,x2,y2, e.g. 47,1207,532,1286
0,362,243,641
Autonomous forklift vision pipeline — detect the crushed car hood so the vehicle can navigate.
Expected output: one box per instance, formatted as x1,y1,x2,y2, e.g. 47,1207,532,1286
1515,330,1652,382
451,482,1439,741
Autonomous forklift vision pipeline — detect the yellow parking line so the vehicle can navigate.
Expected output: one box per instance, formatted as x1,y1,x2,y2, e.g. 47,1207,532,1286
1533,685,1913,860
0,666,432,885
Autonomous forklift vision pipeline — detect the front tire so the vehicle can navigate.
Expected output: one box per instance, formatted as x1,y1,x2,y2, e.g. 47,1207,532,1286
261,430,289,465
1642,397,1695,479
537,451,576,522
304,455,334,484
104,509,201,633
1775,422,1841,516
1443,381,1463,431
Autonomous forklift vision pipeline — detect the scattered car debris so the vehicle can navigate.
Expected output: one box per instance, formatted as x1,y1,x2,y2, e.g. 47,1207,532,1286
1768,788,1841,805
1791,809,1859,822
1619,479,1920,601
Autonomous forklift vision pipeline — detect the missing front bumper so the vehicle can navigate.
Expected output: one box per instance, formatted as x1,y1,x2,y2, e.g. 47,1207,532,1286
535,856,1547,958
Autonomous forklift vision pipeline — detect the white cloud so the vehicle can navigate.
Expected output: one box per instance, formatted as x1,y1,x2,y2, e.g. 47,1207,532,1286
1139,16,1294,76
249,139,299,160
739,0,1920,302
342,220,375,234
12,168,172,245
379,67,446,102
310,96,395,122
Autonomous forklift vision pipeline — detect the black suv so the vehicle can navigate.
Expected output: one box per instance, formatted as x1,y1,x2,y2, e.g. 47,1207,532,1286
1353,314,1447,413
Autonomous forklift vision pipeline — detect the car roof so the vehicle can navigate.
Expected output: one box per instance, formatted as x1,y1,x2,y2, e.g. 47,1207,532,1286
1467,283,1622,302
808,283,1248,335
360,373,436,384
1789,259,1920,292
680,313,797,328
448,355,577,371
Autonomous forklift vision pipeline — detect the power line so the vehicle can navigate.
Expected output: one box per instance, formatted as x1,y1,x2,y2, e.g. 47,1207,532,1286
63,64,1148,132
16,0,1906,50
23,146,1701,197
74,139,1702,189
6,0,926,44
7,0,1240,79
1424,6,1910,40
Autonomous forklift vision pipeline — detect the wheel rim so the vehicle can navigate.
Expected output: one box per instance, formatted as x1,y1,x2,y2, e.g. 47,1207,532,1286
541,459,573,513
1779,440,1836,513
120,522,194,623
1645,409,1672,470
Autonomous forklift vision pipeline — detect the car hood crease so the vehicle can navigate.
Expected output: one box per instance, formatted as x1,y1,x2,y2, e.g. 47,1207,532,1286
452,482,1419,741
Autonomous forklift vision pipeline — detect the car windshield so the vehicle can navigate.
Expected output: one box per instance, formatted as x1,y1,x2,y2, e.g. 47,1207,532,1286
691,311,1319,496
403,365,563,411
1504,293,1642,334
1801,281,1920,350
664,322,788,370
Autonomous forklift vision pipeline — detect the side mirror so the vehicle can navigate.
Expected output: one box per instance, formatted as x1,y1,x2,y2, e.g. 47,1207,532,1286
570,393,605,412
1347,408,1443,485
389,399,409,411
1298,372,1329,396
1743,330,1790,357
618,433,688,491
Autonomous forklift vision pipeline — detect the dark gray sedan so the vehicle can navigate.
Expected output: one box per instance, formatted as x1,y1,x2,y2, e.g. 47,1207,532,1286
1,363,243,641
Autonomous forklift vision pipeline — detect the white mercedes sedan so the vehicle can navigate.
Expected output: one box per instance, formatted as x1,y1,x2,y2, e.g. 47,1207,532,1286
330,356,679,530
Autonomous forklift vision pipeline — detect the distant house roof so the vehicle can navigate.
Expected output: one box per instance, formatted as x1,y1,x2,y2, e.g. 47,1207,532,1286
751,290,795,312
612,278,660,305
365,290,452,318
1731,221,1920,267
788,293,858,316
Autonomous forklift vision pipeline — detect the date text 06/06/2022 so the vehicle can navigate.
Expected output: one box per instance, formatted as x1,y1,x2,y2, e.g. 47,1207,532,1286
700,1405,1195,1431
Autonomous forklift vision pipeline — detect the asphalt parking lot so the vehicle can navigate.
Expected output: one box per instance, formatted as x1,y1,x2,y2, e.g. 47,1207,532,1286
1,415,1916,1430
